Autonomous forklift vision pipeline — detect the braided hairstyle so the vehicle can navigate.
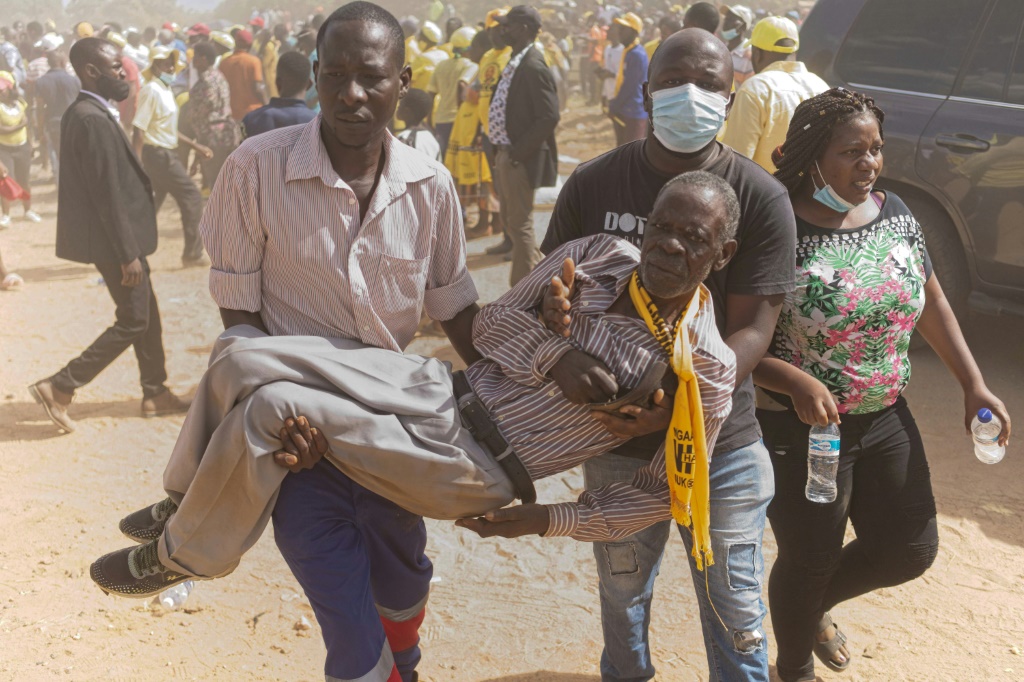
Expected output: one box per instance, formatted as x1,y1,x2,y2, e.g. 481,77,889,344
772,88,885,194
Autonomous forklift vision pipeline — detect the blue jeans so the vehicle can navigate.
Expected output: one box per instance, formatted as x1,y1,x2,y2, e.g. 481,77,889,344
273,460,432,682
584,439,774,682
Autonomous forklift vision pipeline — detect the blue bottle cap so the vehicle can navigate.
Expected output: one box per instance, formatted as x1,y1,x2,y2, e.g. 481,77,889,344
977,408,993,423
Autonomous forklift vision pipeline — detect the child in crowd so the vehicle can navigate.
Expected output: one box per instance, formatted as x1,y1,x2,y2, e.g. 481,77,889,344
396,88,442,162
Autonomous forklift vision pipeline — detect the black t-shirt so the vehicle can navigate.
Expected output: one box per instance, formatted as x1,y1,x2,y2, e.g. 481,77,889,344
542,140,797,455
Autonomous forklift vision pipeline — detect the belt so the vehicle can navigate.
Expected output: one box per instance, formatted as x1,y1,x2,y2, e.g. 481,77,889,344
451,370,537,504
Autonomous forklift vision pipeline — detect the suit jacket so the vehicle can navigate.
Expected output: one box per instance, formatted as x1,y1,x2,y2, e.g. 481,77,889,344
498,45,560,189
56,94,157,265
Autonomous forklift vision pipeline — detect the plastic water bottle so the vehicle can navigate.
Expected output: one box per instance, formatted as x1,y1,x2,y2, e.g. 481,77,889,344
806,423,841,503
972,409,1005,464
159,581,194,610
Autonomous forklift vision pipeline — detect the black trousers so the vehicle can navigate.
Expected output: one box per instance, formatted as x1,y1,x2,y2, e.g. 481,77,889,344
142,145,204,261
50,257,167,399
760,398,939,681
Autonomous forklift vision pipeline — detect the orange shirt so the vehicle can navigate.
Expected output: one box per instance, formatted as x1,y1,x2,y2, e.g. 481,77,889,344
589,25,607,63
219,51,264,121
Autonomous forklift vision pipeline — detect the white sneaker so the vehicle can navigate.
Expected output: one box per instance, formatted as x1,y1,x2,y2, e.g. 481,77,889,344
23,210,42,223
0,215,10,229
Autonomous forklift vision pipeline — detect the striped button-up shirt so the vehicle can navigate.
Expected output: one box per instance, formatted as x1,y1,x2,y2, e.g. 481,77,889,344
200,115,478,351
465,235,735,541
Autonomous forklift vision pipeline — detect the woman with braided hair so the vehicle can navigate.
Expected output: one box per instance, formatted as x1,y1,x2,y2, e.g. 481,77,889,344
752,87,1012,681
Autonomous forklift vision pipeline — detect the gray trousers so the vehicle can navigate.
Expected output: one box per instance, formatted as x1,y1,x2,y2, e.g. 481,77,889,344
493,148,542,286
159,326,515,578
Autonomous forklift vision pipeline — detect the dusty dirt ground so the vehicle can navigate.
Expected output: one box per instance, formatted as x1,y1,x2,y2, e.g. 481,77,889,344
2,107,1023,682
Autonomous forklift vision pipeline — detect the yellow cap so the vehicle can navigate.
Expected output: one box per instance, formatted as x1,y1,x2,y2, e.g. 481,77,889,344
750,16,800,54
76,22,94,38
613,12,643,35
107,32,127,48
485,8,510,29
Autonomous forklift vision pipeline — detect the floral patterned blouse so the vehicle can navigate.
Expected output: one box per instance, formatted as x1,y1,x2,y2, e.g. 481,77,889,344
768,192,933,414
186,68,240,149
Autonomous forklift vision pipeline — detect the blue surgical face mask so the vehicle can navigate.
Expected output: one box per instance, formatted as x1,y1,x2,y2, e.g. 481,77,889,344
650,83,729,154
721,28,740,41
811,161,860,213
158,72,175,86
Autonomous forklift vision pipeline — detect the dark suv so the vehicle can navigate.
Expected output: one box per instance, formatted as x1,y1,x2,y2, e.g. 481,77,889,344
800,0,1024,318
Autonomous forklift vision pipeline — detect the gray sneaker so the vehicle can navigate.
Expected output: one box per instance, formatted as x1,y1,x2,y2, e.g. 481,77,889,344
119,497,178,543
90,538,191,598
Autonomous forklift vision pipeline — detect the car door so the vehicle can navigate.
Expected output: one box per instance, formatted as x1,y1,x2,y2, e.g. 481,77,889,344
916,0,1024,291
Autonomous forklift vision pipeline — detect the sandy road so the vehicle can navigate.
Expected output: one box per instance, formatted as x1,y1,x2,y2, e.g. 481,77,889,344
1,124,1023,681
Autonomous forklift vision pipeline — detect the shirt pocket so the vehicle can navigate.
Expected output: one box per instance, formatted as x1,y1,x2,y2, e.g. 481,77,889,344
375,253,429,319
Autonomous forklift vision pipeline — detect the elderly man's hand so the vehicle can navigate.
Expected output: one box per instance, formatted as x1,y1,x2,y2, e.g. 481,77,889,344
274,416,330,473
541,257,575,337
455,504,550,538
549,349,618,404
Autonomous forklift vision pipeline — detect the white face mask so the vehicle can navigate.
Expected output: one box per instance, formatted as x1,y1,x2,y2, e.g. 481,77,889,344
649,83,729,154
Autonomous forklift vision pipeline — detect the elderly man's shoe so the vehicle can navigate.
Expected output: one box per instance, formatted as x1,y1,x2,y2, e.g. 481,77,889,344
120,497,178,543
142,390,191,418
90,538,191,598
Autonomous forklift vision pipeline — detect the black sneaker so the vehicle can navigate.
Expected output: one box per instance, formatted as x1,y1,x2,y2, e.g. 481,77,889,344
90,538,191,598
119,497,178,543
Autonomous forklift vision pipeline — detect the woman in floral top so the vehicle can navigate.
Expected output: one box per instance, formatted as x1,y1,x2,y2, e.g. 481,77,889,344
186,42,240,193
752,88,1011,682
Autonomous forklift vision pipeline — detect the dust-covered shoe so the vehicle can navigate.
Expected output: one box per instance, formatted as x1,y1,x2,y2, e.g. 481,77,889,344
119,497,178,543
90,538,191,598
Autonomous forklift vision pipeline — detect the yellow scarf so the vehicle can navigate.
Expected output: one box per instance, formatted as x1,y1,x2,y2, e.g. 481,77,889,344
629,271,714,570
613,40,639,98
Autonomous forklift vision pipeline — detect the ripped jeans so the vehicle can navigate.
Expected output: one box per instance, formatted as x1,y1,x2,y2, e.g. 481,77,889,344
584,439,774,682
761,398,939,682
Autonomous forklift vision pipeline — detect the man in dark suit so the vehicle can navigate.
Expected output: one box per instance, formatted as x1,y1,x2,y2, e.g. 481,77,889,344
487,5,560,285
29,37,189,434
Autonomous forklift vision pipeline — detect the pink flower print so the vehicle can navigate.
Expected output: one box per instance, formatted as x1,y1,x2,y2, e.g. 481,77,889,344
839,298,859,315
868,286,885,303
889,311,917,333
866,327,886,339
886,386,902,402
849,349,865,364
825,326,857,347
897,289,912,305
849,376,870,391
870,370,886,386
838,268,857,288
880,259,896,279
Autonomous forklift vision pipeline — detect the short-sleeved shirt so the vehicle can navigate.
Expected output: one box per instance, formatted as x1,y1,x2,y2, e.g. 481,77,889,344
767,192,933,415
35,68,81,124
0,99,28,146
541,140,797,455
187,68,239,149
397,126,442,162
219,51,265,121
428,57,477,125
721,61,829,174
242,97,317,138
200,115,478,349
133,78,178,149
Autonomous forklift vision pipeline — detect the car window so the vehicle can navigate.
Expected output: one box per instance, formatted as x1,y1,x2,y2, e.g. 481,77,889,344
958,0,1024,102
836,0,988,96
1010,29,1024,104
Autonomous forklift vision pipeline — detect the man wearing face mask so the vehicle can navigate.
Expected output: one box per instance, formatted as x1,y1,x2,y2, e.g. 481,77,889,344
719,5,755,87
541,28,796,682
29,38,190,434
132,45,212,267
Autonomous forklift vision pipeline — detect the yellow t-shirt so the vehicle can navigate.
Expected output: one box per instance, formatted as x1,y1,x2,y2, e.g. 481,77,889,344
644,38,660,59
405,35,421,65
476,46,511,135
410,47,447,91
0,99,28,147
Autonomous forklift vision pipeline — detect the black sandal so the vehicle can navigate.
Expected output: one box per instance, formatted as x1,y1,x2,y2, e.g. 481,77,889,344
814,611,851,673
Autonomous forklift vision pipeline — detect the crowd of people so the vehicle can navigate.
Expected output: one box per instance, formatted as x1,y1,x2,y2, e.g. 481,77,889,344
1,2,1014,682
